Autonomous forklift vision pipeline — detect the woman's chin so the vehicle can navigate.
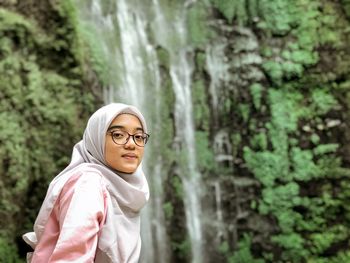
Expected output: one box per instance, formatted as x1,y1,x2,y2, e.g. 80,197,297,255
115,165,137,174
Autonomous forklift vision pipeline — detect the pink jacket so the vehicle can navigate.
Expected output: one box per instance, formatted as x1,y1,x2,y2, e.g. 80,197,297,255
29,171,107,262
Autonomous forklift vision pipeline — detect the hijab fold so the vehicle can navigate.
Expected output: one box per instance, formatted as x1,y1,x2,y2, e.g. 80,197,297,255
23,103,150,263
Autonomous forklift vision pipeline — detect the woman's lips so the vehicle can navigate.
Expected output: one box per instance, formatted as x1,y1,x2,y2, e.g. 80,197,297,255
122,153,137,160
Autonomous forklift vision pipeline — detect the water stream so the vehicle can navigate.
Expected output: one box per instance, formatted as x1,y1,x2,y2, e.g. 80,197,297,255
152,1,204,262
205,42,229,129
75,0,204,262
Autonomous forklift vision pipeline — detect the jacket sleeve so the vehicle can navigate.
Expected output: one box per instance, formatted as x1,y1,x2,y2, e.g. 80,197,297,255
49,172,107,262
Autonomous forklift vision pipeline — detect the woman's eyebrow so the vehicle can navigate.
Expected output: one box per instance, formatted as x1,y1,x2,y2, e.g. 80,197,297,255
107,125,123,131
107,125,143,131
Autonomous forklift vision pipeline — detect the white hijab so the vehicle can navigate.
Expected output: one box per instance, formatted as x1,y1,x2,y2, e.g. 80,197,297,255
23,103,150,262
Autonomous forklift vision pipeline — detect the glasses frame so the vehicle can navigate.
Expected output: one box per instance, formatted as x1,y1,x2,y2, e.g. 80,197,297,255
107,130,150,147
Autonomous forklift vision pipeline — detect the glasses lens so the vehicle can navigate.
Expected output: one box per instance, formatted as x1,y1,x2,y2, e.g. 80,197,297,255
110,131,149,147
111,130,128,145
133,133,149,147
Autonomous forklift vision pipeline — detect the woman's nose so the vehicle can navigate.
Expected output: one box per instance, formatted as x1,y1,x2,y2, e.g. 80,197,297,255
124,136,136,148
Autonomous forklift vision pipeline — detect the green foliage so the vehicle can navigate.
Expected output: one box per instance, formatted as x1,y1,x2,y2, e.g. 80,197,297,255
313,143,339,156
77,20,111,85
163,201,174,220
187,2,213,46
223,234,265,263
249,83,263,110
171,176,184,199
309,225,349,254
192,80,210,130
244,82,350,261
257,0,298,35
341,0,350,19
157,46,170,69
311,88,338,115
209,0,249,25
238,104,250,123
0,2,97,259
195,131,216,172
262,61,284,85
0,236,20,263
172,237,192,260
259,0,349,84
290,147,321,180
307,251,350,263
251,132,268,151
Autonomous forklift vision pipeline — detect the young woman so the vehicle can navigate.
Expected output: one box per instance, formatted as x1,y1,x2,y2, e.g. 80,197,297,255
23,103,150,263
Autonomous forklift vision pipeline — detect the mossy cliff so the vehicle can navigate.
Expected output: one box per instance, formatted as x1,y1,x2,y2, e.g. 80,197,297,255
0,1,99,261
186,0,350,262
1,0,350,262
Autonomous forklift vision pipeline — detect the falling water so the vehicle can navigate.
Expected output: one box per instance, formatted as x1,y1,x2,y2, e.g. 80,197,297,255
76,0,169,262
213,181,225,244
170,50,204,263
170,50,203,263
205,42,230,128
75,0,204,262
111,1,172,262
152,1,204,262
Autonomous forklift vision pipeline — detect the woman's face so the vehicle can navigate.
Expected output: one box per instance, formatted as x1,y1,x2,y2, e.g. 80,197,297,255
105,114,145,173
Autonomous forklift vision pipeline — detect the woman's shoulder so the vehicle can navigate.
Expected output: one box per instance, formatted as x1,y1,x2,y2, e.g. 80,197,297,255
74,163,105,177
64,164,106,191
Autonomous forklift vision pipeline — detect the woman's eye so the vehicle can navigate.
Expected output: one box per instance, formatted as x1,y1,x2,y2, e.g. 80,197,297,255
113,132,124,138
134,135,144,141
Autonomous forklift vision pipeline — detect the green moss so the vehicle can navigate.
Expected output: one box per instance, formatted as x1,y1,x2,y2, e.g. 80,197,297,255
341,0,350,19
228,234,265,263
157,46,170,69
290,147,322,181
251,132,268,151
309,225,349,255
187,2,213,46
163,202,174,220
195,51,206,73
244,79,350,260
238,104,250,123
271,232,307,260
171,176,184,199
258,0,349,86
262,61,283,85
313,144,339,156
0,3,97,259
210,0,249,25
311,88,338,115
77,21,110,85
195,131,216,172
244,147,287,187
172,237,192,260
257,0,298,35
0,236,20,263
192,80,210,130
249,83,263,110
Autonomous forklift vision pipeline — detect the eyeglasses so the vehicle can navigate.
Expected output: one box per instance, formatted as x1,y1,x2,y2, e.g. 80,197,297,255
107,130,150,147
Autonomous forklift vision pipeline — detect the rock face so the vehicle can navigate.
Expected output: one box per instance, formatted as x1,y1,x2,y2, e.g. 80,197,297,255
2,0,350,262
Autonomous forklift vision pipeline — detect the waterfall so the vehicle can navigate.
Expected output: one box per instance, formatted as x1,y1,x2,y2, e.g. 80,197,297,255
205,42,229,129
109,1,172,262
152,1,204,262
213,181,225,244
169,49,204,263
75,0,204,262
76,0,168,262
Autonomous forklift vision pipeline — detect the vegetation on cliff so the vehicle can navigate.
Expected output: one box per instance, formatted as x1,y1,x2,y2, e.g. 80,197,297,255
1,0,350,262
0,1,98,261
